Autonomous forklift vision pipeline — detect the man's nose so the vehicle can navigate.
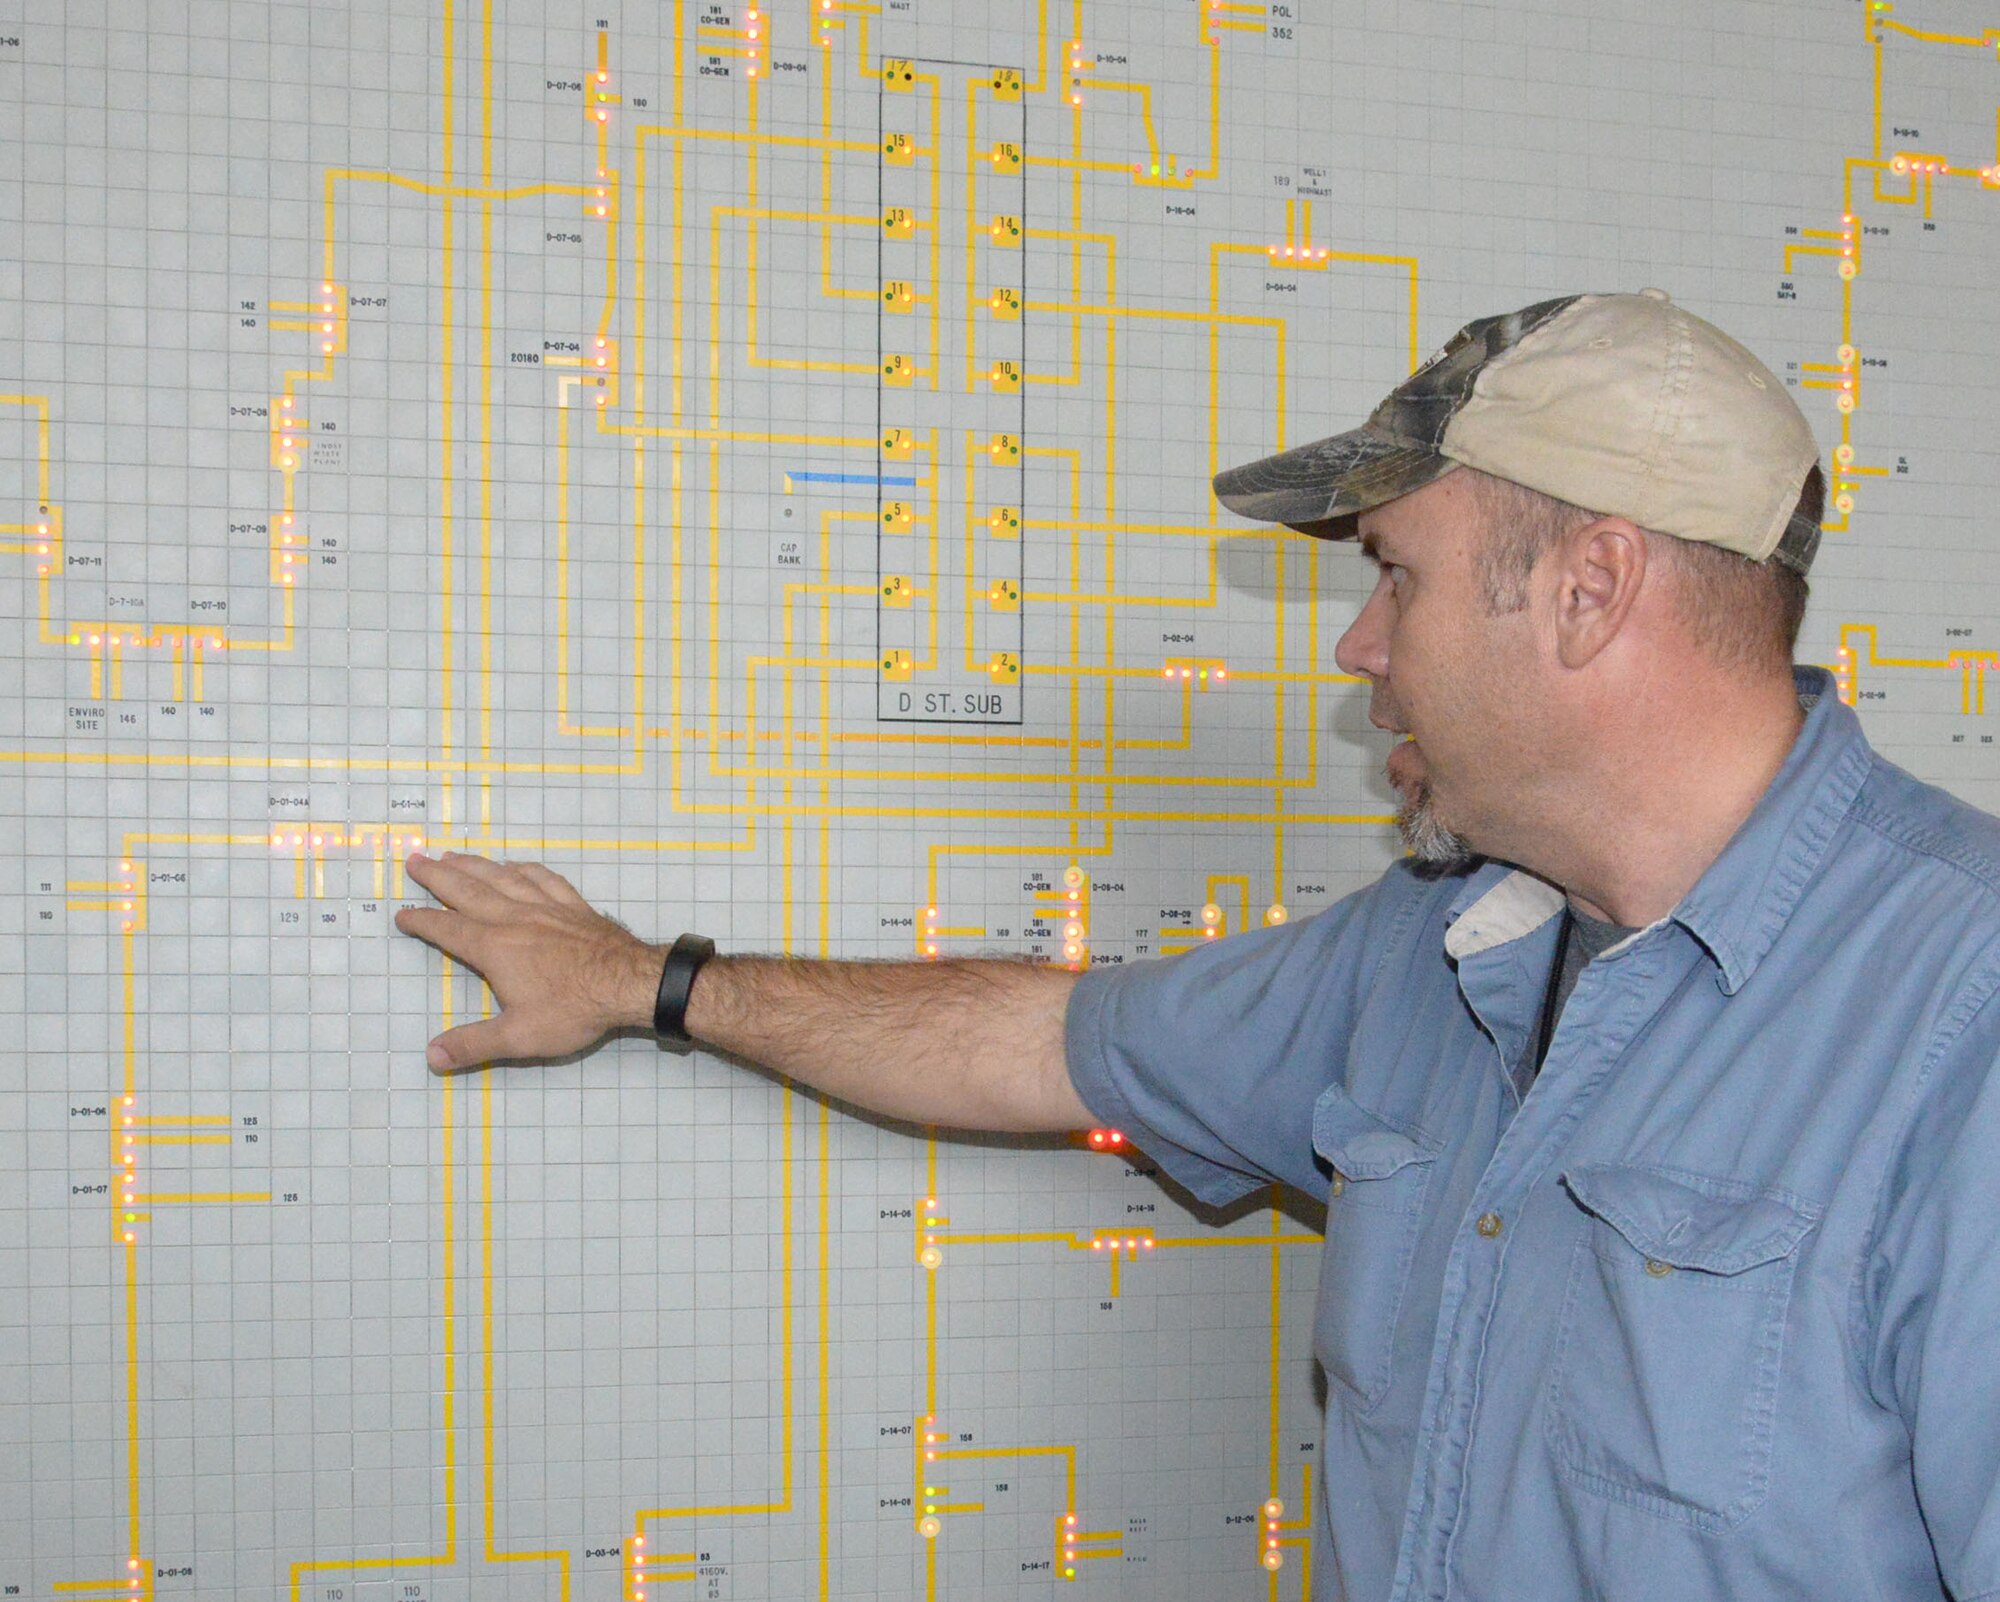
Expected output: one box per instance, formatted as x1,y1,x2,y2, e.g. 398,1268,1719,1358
1334,574,1392,680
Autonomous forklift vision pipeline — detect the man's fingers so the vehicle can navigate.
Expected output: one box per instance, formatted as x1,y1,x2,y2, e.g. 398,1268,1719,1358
426,1016,515,1075
403,852,510,917
403,852,527,918
398,854,633,1072
414,850,546,906
393,905,486,971
431,850,548,903
510,861,590,906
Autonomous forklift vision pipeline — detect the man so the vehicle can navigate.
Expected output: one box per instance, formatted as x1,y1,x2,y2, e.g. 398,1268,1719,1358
399,291,2000,1599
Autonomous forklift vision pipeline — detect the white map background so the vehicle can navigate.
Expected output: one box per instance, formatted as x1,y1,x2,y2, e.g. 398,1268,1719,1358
2,0,1996,1597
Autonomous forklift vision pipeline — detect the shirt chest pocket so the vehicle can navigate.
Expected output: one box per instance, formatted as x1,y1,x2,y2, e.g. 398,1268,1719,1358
1545,1162,1820,1533
1311,1084,1441,1413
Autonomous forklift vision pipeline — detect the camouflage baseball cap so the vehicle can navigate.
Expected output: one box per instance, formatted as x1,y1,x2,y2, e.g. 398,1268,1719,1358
1213,290,1823,575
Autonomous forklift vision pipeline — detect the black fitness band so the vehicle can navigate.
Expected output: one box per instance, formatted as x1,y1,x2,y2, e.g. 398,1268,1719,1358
652,932,716,1052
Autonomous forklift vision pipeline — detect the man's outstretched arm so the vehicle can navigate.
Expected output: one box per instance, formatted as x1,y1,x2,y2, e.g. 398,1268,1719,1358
394,851,1091,1134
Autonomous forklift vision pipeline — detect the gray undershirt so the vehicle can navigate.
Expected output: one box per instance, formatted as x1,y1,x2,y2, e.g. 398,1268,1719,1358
1520,905,1639,1098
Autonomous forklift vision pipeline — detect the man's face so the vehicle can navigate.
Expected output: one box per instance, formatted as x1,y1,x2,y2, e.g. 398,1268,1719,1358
1333,472,1540,867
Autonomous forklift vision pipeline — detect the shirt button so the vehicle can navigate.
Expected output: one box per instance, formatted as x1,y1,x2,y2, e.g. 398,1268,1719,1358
1645,1258,1674,1277
1476,1211,1503,1238
1330,1175,1345,1197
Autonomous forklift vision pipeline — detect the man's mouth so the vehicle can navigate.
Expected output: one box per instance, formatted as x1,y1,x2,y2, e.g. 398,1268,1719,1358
1385,728,1425,780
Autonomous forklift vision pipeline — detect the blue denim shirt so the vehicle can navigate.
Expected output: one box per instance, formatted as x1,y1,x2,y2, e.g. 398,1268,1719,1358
1067,668,2000,1601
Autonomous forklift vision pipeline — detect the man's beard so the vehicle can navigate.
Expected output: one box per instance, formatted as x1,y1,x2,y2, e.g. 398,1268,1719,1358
1397,777,1477,870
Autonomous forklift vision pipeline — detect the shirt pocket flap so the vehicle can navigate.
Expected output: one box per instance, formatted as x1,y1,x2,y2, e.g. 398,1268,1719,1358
1311,1084,1438,1182
1562,1162,1818,1275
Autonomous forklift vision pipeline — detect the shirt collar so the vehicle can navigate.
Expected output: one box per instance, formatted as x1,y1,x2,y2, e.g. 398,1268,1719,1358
1444,862,1563,963
1441,666,1877,993
1671,664,1875,994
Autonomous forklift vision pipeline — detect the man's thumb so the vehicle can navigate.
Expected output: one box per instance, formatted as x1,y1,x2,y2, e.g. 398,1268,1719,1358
427,1017,509,1074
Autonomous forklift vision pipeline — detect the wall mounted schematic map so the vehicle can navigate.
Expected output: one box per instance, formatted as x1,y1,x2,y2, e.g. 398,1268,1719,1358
3,0,1998,1597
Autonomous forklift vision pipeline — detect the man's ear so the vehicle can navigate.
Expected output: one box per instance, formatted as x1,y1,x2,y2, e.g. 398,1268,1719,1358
1549,517,1648,670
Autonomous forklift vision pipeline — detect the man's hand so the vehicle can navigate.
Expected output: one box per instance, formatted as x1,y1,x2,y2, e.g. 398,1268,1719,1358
395,852,662,1073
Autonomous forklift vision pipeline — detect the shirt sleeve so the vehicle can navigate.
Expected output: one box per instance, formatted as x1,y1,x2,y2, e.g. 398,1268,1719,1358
1063,860,1437,1206
1865,964,2000,1599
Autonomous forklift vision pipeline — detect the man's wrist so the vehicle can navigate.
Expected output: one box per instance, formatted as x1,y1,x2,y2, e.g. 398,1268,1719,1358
606,936,674,1033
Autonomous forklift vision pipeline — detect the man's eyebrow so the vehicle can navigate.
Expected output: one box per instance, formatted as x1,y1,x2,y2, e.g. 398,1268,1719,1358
1357,528,1388,563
